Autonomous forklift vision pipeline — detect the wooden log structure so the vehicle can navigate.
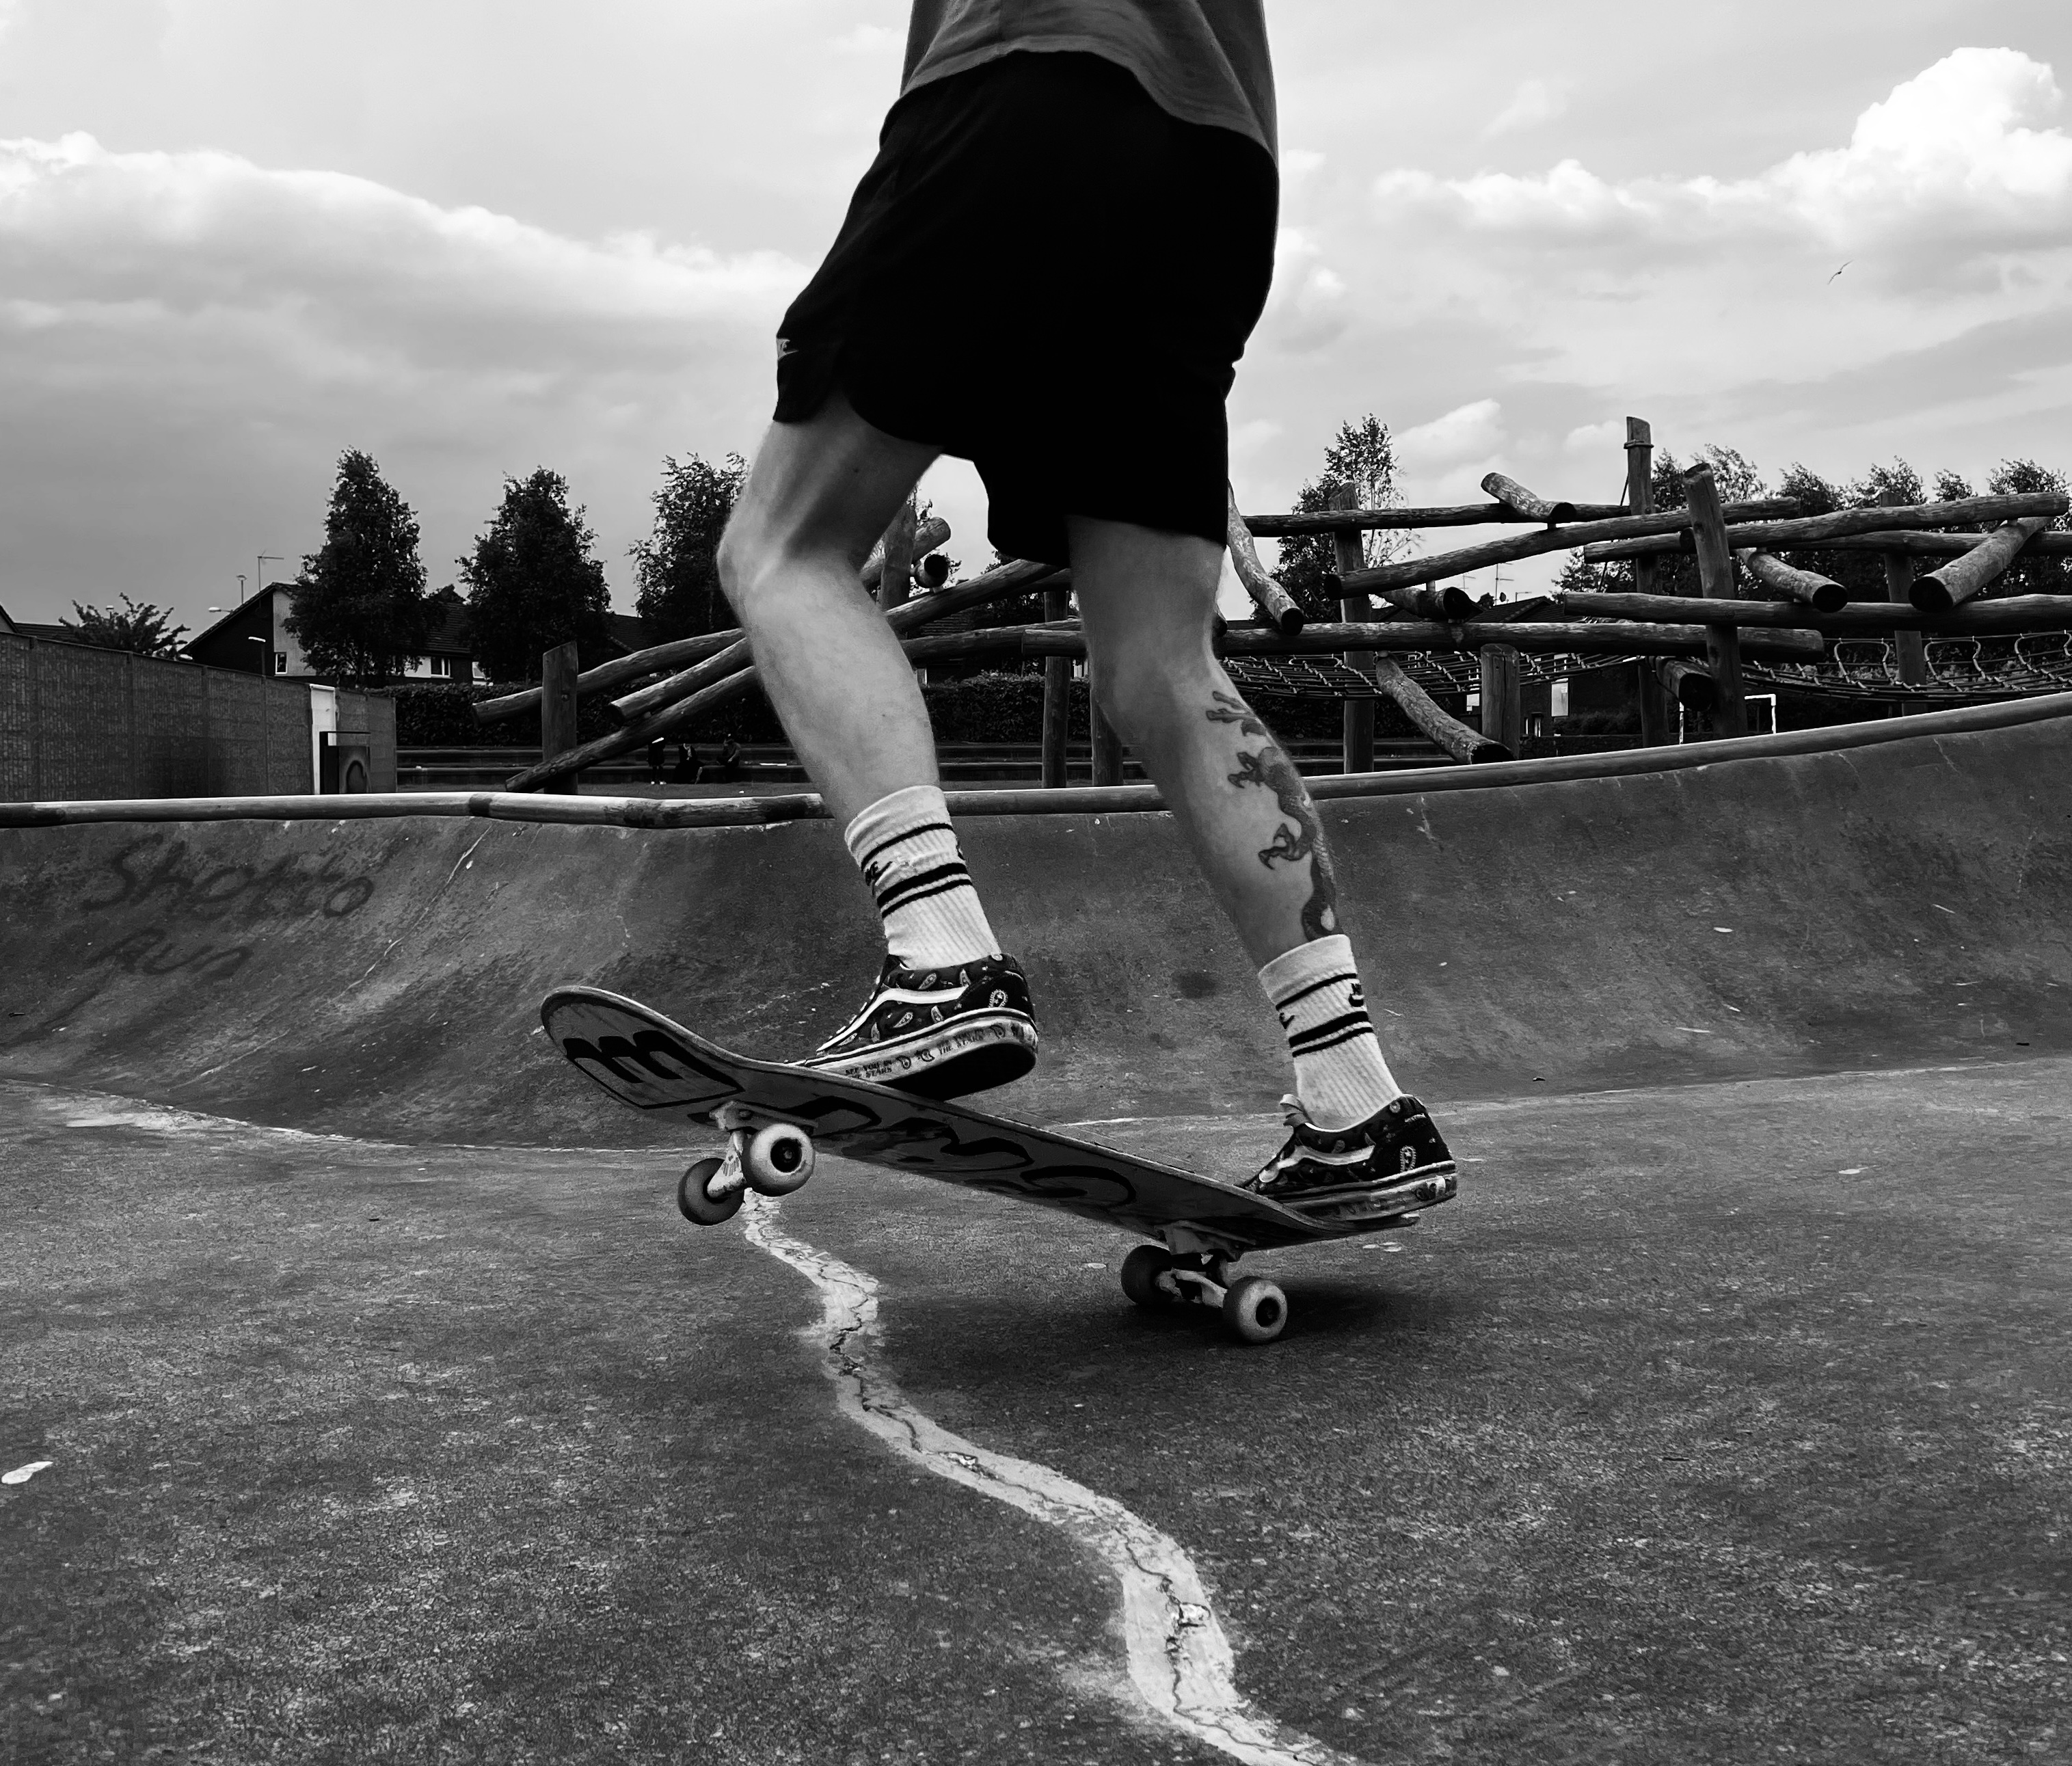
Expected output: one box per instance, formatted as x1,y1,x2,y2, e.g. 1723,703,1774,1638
876,496,918,613
1657,658,1717,712
1737,548,1847,614
1883,555,1929,694
1805,529,2072,558
1551,588,2072,635
1481,472,1576,525
1626,417,1673,749
1226,485,1306,634
1477,645,1522,756
1685,464,1748,737
610,557,1055,725
1374,658,1508,764
505,559,1058,791
472,515,952,726
539,641,582,795
1242,497,1795,537
1581,492,2070,561
1910,516,2055,613
1378,584,1478,621
1330,499,1814,599
1091,698,1125,786
1332,486,1375,771
1040,582,1071,788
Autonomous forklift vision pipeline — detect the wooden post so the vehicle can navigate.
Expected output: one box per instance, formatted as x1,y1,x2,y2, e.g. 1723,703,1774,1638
1332,486,1375,773
1684,464,1747,738
876,496,917,613
1627,417,1673,747
1091,698,1124,786
1883,552,1929,709
1479,645,1522,755
540,640,582,795
1041,583,1071,787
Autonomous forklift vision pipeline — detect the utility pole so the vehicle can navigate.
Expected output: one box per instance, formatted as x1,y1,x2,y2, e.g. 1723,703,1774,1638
236,574,247,604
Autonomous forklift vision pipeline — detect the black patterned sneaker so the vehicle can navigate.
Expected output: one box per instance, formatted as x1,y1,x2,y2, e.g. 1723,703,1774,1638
800,952,1038,1099
1246,1094,1459,1222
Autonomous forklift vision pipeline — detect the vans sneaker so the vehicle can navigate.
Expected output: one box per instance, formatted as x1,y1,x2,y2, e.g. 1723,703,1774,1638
1246,1094,1459,1221
801,952,1037,1099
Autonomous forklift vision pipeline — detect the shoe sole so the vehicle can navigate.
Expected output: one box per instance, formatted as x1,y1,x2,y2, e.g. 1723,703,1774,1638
807,1012,1038,1100
1270,1164,1459,1222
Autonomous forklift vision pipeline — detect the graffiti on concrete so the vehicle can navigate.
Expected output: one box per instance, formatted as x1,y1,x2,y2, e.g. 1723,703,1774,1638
68,835,379,988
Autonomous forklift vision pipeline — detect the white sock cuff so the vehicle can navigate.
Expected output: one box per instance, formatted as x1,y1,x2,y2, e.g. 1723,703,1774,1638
844,784,952,868
1259,933,1357,1003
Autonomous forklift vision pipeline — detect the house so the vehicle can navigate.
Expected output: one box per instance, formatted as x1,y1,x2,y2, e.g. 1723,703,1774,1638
184,583,481,684
0,600,103,647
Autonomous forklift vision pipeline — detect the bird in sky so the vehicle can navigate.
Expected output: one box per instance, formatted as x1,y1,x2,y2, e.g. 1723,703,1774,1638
1827,261,1851,284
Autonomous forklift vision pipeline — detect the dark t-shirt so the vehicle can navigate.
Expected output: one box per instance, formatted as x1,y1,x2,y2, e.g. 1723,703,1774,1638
902,0,1276,159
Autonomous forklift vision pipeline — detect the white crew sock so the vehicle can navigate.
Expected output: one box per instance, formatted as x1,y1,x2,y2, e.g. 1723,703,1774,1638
1259,934,1403,1130
845,784,1001,969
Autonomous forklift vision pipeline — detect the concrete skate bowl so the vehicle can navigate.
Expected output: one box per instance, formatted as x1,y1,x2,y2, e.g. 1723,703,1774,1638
4,695,2071,1142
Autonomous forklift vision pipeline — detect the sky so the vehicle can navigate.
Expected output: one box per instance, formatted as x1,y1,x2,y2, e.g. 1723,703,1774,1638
0,0,2067,633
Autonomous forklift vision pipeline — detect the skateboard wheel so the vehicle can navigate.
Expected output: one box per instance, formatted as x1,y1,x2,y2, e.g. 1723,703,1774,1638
1222,1276,1288,1345
743,1123,814,1196
677,1156,743,1227
1120,1244,1176,1308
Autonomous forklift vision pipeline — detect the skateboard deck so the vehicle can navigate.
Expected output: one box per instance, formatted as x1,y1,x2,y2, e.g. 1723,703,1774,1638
543,986,1449,1249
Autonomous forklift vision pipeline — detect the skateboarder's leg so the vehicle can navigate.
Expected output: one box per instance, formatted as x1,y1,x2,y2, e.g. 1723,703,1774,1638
720,394,1035,1095
719,390,942,829
1071,517,1453,1189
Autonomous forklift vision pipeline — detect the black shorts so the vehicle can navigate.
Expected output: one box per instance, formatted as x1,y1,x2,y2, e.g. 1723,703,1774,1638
774,51,1278,567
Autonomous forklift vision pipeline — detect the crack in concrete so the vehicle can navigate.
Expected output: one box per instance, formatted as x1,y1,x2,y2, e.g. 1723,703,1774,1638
740,1194,1368,1766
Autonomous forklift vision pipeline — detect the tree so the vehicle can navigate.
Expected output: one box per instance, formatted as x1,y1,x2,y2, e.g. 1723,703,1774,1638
1273,415,1409,618
62,594,189,657
630,453,746,643
1851,458,1926,509
1987,458,2071,594
285,450,433,684
459,469,613,683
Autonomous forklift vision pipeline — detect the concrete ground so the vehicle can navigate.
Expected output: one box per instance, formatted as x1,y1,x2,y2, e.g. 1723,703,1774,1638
5,706,2071,1763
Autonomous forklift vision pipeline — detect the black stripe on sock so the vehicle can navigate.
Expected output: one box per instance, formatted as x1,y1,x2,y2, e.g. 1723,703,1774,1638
1293,1021,1382,1058
879,875,979,915
1289,1009,1376,1052
876,863,972,913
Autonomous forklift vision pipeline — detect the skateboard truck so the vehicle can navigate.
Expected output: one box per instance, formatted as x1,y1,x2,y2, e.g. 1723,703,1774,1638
677,1103,817,1226
1120,1222,1289,1344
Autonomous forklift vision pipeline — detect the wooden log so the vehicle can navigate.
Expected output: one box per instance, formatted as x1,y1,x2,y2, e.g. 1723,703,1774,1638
1882,554,1928,691
1217,621,1828,663
1626,418,1673,750
1477,645,1522,757
1737,549,1847,615
1241,497,1795,537
1911,516,2055,613
1041,583,1071,788
1547,588,2072,634
876,497,917,613
1332,486,1375,773
1657,658,1716,712
1799,529,2072,558
1374,584,1479,621
472,515,951,725
611,557,1055,724
1335,500,1816,598
1581,492,2071,561
539,641,582,794
1373,658,1507,763
1225,484,1305,634
1481,472,1576,525
1685,464,1747,738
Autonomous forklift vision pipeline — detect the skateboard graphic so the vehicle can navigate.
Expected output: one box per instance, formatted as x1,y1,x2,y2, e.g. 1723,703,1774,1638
542,987,1457,1344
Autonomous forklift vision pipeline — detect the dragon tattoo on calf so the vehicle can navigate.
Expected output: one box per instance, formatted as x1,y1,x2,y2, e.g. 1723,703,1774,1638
1205,689,1341,941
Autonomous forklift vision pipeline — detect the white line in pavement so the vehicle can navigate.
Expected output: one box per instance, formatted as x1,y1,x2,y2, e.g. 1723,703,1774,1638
740,1194,1367,1766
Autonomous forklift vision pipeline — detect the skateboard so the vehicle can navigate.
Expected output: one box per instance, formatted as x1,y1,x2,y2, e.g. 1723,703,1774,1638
541,986,1457,1345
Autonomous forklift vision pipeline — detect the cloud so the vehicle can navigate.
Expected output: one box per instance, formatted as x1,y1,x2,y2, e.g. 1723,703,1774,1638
1563,418,1624,455
1377,49,2072,268
0,131,807,622
1483,78,1568,139
1395,399,1506,471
